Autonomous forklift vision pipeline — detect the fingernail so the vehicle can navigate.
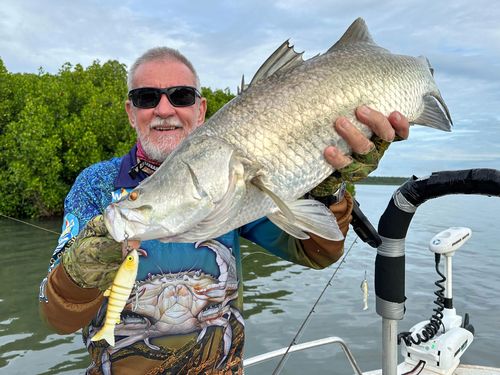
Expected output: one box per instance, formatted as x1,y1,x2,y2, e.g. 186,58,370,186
359,105,370,116
336,118,349,130
393,111,402,122
327,147,337,158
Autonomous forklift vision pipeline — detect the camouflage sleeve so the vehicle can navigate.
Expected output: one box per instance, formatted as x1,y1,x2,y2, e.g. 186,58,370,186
39,160,119,333
46,159,119,272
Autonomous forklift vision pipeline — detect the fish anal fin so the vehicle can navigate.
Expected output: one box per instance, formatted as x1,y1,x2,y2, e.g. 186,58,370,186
103,288,111,297
412,94,452,131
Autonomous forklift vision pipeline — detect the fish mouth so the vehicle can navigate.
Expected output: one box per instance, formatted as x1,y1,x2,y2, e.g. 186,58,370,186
104,204,167,242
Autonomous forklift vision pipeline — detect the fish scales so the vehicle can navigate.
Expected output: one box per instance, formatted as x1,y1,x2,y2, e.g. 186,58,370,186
201,48,430,199
105,18,451,243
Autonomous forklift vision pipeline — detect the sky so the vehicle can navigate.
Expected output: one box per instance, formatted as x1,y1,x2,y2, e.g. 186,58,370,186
1,0,499,177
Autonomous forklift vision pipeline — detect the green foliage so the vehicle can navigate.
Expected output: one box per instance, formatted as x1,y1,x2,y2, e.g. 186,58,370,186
0,59,235,218
201,87,235,118
0,59,135,217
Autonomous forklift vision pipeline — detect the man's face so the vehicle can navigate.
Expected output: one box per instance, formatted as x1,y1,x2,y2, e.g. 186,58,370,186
125,59,207,162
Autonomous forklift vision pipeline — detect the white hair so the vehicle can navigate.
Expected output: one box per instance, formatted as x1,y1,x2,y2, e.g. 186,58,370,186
127,47,201,91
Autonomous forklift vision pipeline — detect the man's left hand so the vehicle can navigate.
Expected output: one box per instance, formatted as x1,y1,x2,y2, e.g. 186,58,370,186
308,106,409,199
325,105,409,177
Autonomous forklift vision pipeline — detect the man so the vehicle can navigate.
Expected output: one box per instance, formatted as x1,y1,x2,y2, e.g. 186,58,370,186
39,47,409,374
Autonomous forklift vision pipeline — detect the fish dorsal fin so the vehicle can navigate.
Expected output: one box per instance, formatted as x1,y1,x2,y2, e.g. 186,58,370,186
246,40,304,89
328,17,376,52
237,74,248,95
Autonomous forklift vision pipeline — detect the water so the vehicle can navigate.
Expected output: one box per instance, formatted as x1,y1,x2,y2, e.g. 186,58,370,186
1,184,499,374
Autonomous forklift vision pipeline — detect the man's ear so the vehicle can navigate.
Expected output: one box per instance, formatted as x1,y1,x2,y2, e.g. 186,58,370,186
125,100,136,129
197,97,207,125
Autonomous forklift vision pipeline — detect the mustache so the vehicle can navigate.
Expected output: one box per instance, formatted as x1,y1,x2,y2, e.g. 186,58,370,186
149,117,183,129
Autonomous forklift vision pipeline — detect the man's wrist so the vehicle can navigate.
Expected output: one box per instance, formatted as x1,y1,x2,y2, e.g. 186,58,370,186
306,181,346,206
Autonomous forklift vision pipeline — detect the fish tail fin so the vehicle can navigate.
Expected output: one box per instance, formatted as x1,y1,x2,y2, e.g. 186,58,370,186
91,325,115,347
412,94,453,132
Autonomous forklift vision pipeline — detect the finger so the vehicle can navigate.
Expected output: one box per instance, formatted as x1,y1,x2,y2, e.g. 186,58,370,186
334,117,373,155
355,106,395,142
324,146,352,170
388,111,410,140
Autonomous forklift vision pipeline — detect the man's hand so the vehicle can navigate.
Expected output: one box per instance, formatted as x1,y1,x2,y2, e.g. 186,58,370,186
310,106,410,198
62,215,129,291
326,106,409,176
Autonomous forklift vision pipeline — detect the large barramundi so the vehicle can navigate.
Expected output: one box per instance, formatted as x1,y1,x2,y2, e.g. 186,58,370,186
104,18,452,243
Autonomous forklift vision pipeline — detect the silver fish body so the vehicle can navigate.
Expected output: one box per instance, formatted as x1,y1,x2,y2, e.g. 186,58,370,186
105,18,452,243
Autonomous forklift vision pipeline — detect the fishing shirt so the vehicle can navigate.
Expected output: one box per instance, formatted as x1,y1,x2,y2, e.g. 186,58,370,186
40,145,352,375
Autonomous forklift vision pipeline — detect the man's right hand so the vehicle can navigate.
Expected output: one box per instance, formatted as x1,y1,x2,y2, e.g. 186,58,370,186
62,215,123,291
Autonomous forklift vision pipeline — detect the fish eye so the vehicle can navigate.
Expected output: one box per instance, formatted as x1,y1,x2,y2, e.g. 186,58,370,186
127,255,133,261
129,191,139,201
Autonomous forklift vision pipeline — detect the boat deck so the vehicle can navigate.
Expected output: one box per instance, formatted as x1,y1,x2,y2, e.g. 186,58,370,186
363,363,500,375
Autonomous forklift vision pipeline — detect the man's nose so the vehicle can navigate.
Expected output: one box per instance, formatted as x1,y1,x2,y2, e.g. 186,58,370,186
154,93,176,117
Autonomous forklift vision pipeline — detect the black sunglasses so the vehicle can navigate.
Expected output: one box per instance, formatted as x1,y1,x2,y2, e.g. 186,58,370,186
128,86,201,109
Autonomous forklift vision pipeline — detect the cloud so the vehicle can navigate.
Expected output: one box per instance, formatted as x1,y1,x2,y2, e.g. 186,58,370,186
1,1,499,176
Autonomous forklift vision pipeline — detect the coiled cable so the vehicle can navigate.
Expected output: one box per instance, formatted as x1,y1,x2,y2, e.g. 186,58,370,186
398,254,445,346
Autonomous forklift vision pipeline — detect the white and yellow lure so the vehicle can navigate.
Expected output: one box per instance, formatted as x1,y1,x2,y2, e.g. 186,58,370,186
91,249,139,346
360,271,369,311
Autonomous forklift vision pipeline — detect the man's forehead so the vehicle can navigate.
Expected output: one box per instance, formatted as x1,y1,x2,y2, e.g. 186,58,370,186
133,59,196,87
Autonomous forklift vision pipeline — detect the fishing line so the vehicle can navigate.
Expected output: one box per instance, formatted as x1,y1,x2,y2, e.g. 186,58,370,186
271,235,360,375
0,212,60,235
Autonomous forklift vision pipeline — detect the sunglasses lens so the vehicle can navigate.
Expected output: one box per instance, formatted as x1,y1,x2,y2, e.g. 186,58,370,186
129,87,199,108
168,87,197,107
132,89,160,108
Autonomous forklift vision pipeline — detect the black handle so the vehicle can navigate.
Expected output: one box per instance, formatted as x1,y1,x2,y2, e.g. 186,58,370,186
376,168,500,319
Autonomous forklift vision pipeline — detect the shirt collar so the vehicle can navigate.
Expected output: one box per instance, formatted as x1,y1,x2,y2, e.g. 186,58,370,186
114,144,150,189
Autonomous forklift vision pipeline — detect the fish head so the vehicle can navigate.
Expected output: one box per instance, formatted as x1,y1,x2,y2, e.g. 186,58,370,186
104,136,247,242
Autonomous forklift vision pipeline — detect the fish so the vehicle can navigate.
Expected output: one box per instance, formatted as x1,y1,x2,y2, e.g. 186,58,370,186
91,249,139,346
104,17,452,244
361,271,369,311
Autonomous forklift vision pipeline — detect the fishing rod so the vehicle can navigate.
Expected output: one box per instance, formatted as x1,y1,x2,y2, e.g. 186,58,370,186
0,212,60,235
271,235,360,375
271,199,380,374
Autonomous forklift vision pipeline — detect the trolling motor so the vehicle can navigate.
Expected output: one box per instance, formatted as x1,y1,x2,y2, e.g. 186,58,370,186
374,168,500,375
399,227,474,374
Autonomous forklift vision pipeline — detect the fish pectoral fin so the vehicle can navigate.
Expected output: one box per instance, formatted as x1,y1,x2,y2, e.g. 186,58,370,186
267,199,344,241
413,94,453,131
251,177,295,222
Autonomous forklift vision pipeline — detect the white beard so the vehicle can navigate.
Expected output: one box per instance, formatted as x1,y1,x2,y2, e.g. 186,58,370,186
136,117,184,163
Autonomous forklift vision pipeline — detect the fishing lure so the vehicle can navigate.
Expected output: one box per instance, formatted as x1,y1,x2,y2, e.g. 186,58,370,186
91,248,139,346
360,271,369,311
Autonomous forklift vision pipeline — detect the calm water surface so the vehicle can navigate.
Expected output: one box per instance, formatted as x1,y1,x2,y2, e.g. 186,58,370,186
1,184,499,374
